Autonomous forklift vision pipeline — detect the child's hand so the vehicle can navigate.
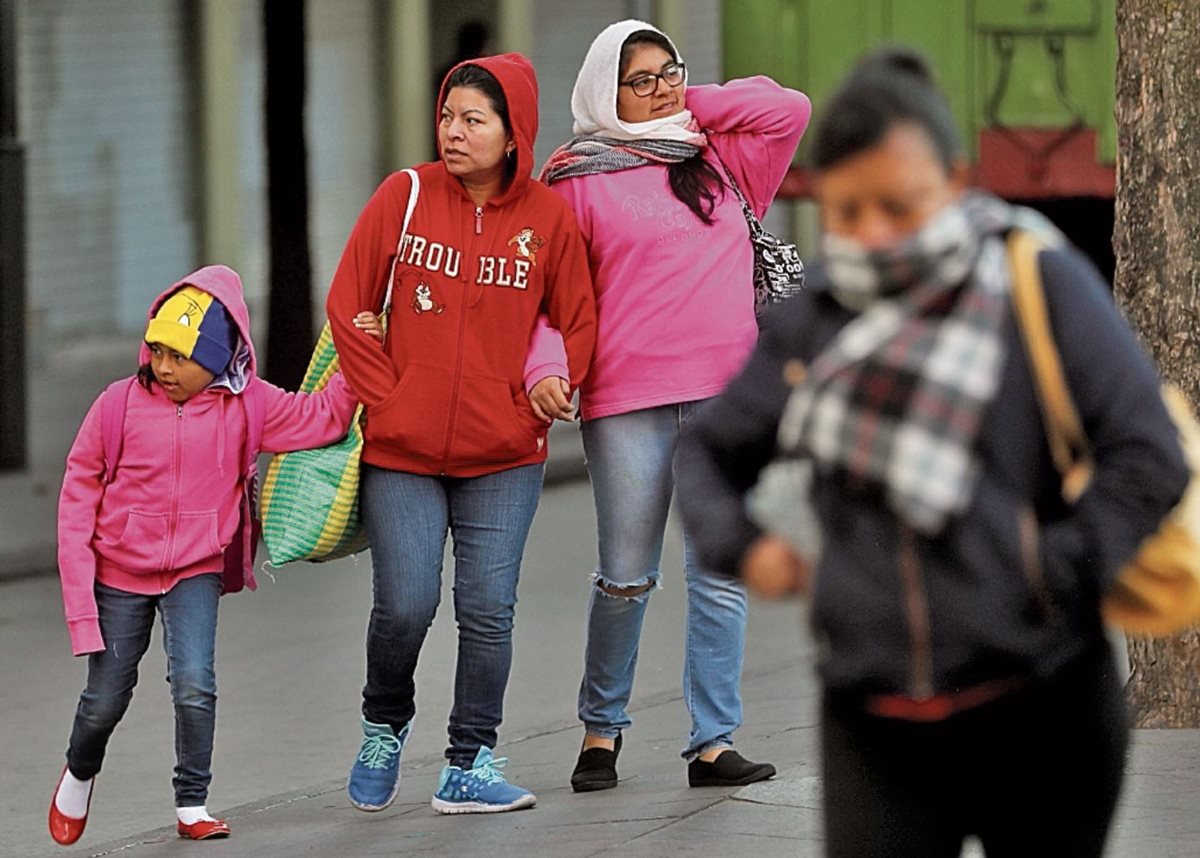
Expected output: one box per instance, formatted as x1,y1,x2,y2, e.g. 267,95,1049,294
353,312,385,342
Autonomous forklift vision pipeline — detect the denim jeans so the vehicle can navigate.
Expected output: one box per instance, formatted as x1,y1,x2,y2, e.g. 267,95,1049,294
360,463,543,768
66,573,222,806
579,402,748,759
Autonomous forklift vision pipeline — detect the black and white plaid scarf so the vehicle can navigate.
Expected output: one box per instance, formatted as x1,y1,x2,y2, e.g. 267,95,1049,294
773,193,1060,534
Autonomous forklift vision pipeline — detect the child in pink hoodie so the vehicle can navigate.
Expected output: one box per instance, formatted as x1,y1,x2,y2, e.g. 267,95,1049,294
49,265,358,845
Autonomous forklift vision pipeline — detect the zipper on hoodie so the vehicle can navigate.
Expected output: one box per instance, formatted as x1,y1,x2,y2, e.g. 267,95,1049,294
439,202,480,473
162,402,184,593
897,525,934,699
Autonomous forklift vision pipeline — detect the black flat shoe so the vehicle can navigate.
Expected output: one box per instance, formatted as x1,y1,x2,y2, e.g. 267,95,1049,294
571,733,622,792
687,749,776,787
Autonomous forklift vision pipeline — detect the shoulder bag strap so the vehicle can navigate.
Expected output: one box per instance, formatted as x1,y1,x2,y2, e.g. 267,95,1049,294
238,376,267,474
1007,229,1094,502
709,145,765,238
381,167,421,315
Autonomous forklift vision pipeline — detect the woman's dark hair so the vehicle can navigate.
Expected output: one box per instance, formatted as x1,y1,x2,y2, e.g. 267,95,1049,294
442,63,517,182
810,47,962,172
621,31,724,226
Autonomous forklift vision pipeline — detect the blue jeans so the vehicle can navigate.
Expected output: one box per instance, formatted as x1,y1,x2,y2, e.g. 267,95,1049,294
360,463,543,769
579,402,748,760
66,573,222,806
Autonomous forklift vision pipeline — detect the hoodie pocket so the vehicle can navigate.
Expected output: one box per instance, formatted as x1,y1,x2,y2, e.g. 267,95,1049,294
170,510,224,571
364,363,455,464
111,510,171,570
112,509,224,573
451,373,545,465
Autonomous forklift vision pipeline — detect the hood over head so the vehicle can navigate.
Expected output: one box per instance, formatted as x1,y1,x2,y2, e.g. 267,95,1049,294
140,265,256,380
436,52,539,204
570,19,696,143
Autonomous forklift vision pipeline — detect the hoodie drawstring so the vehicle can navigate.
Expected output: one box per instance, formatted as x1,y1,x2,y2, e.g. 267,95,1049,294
216,395,227,475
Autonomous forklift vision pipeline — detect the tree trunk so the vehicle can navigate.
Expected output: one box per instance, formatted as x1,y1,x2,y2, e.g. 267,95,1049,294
263,0,312,390
1113,0,1200,728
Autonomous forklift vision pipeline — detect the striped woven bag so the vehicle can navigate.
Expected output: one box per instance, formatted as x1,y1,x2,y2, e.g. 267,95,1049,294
258,168,419,565
259,322,371,563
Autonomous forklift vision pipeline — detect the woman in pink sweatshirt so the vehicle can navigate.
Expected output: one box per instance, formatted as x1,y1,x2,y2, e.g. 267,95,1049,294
532,20,811,791
50,266,358,845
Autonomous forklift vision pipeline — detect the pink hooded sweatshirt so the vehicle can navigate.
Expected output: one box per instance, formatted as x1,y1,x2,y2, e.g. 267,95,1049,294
57,266,358,656
528,75,811,419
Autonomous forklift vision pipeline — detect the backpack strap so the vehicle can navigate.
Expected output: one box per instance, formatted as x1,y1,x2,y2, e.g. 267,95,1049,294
238,376,267,474
1006,230,1094,502
99,377,137,485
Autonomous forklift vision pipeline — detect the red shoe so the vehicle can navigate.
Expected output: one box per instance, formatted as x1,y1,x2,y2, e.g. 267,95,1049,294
177,818,231,840
48,766,93,846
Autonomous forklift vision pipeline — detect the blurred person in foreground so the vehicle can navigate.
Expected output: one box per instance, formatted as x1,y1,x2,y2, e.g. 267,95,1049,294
676,48,1188,857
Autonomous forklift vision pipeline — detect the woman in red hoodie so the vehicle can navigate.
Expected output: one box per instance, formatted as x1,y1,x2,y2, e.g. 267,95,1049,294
326,53,596,815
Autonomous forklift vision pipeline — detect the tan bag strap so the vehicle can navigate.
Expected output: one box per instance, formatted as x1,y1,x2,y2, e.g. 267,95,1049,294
1006,230,1094,502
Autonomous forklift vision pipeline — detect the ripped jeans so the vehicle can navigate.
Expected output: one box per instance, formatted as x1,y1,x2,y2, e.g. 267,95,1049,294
579,402,748,760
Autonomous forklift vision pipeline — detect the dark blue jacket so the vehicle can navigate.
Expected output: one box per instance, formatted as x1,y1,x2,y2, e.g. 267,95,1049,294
677,241,1189,698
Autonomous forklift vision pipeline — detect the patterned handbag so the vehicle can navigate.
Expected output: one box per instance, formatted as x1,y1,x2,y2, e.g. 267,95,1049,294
720,163,805,321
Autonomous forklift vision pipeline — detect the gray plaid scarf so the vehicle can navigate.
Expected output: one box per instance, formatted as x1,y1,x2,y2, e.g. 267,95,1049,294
772,193,1060,534
539,134,704,185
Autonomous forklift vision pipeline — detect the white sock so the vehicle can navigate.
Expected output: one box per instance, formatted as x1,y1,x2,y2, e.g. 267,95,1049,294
176,806,215,825
54,770,93,819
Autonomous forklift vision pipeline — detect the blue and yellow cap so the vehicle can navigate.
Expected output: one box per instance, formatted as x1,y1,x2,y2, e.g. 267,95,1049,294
145,285,235,376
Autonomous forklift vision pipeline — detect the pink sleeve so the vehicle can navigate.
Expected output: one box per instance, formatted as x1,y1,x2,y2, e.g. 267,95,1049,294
258,372,360,453
524,314,569,393
687,77,812,218
57,398,107,656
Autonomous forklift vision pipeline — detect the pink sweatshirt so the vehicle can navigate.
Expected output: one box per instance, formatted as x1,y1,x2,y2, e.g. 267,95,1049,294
57,266,359,656
527,77,811,419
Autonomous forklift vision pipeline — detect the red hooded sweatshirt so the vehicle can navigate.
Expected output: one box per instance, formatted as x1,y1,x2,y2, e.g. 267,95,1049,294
326,53,597,478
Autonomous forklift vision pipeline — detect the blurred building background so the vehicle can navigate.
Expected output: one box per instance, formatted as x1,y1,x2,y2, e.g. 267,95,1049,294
0,0,1118,504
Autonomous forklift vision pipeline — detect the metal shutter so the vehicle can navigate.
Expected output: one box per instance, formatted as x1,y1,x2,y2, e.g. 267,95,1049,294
308,0,383,308
18,0,197,342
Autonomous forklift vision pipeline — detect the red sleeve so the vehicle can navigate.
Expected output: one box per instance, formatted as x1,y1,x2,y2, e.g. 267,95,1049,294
325,171,414,407
538,205,597,392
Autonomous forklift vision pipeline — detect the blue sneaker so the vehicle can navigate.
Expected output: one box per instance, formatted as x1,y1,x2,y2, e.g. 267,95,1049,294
347,717,410,811
430,747,537,814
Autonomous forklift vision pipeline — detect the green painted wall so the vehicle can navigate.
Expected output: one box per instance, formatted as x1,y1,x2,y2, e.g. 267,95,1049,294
722,0,1116,164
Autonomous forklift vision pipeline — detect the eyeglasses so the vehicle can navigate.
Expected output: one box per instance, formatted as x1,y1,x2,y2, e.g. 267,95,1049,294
619,62,686,98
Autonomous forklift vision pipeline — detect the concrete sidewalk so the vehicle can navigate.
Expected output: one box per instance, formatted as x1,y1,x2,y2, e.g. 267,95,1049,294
11,344,1200,858
53,663,1200,858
